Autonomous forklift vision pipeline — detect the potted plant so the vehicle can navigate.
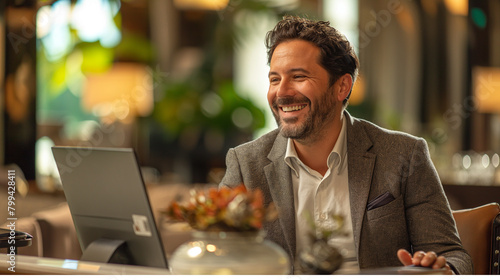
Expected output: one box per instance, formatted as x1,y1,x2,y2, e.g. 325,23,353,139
164,185,291,275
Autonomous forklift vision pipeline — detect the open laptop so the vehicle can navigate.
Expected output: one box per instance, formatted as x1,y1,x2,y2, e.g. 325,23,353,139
52,146,168,269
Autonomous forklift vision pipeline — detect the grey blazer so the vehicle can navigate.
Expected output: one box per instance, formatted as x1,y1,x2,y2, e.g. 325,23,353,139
219,112,473,274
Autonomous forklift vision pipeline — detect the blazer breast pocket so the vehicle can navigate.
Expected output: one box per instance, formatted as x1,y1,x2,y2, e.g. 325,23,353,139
366,194,403,221
367,191,395,210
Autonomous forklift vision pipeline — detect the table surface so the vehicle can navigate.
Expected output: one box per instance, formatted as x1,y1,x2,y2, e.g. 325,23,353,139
0,254,171,275
0,254,448,275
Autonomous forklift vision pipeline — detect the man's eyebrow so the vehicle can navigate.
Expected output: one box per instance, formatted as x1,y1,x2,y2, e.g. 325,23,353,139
268,71,279,77
288,68,310,74
268,68,311,77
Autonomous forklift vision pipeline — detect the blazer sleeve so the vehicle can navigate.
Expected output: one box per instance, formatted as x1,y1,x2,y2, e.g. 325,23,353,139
219,148,243,188
404,138,473,274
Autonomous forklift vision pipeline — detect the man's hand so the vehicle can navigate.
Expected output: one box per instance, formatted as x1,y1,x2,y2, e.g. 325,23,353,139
397,249,454,275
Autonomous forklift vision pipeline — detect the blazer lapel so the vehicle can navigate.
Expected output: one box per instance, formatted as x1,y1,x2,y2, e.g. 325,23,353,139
345,112,376,257
261,113,375,262
263,133,296,259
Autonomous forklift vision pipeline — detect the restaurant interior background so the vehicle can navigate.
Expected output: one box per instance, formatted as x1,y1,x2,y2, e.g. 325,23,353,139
1,0,500,212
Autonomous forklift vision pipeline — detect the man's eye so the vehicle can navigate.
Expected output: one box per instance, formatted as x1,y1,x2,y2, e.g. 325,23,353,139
294,75,306,79
270,78,280,83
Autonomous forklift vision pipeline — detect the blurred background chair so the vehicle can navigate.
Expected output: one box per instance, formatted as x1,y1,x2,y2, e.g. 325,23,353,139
452,202,500,274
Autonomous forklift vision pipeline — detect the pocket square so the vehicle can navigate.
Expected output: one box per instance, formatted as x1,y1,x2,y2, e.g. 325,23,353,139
367,192,395,210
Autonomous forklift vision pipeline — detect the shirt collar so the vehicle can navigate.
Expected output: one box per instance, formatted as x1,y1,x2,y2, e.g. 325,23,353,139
284,138,300,177
284,117,348,176
331,116,348,175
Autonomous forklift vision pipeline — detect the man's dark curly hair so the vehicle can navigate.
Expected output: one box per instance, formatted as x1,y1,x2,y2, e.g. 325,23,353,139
265,16,359,104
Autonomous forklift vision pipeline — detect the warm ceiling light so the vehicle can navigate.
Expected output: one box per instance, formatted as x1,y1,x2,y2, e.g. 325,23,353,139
444,0,468,16
174,0,230,11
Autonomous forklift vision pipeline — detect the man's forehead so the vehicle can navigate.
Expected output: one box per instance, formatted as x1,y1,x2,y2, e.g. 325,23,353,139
270,40,322,71
273,40,319,57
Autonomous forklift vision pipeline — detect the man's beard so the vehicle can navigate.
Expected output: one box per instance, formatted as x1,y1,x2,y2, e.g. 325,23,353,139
271,90,337,143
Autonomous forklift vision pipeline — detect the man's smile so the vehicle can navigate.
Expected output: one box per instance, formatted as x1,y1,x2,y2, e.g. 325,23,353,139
281,104,307,112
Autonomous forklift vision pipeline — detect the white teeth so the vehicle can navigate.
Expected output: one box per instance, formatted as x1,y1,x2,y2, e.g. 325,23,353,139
282,105,306,112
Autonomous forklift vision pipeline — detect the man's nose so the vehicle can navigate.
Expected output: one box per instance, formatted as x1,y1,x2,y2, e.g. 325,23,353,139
276,80,293,97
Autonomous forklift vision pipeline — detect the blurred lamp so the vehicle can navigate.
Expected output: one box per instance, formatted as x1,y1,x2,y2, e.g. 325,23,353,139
82,63,153,123
174,0,229,10
444,0,468,16
473,66,500,113
350,75,365,106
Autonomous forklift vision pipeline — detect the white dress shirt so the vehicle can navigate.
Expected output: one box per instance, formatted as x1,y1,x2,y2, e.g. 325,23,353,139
284,117,358,270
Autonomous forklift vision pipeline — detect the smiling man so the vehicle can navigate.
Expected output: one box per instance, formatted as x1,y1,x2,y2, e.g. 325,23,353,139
219,16,472,275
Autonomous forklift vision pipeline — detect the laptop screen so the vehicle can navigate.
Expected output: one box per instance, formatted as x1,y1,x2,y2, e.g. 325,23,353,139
52,146,168,269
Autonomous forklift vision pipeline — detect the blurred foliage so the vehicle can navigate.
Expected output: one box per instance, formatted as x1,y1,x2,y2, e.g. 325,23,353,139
154,80,266,137
37,0,153,124
153,0,302,142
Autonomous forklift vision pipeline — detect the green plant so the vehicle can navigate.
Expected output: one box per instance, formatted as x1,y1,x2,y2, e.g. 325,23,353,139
154,80,265,138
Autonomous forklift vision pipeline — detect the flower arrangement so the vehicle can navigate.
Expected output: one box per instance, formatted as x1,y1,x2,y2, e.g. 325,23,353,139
164,184,277,232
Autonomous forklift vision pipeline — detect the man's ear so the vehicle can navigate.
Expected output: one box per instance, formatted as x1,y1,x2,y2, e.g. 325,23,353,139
336,73,353,102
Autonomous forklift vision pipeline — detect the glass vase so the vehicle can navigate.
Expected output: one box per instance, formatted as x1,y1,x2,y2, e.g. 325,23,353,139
170,230,291,275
